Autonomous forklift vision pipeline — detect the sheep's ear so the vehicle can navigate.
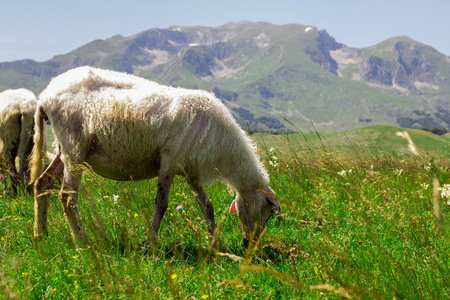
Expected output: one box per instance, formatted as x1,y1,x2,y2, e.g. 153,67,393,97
228,200,237,214
266,193,281,215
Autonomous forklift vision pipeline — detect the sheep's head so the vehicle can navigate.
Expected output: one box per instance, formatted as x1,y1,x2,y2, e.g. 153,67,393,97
229,188,280,247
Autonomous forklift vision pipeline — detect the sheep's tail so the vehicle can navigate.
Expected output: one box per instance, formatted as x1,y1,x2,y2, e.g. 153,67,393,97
29,106,46,184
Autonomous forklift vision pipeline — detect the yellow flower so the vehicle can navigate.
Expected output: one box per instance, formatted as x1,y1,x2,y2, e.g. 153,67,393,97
201,295,209,299
171,274,177,279
134,213,138,218
1,237,5,242
73,255,79,259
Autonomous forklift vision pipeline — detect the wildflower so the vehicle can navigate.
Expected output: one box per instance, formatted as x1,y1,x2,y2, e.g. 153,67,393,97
73,255,79,259
1,236,5,242
424,163,431,171
134,213,138,218
113,194,119,204
201,295,209,299
171,274,177,279
439,184,450,199
394,168,403,177
176,205,184,210
421,183,429,190
338,169,352,176
268,147,279,167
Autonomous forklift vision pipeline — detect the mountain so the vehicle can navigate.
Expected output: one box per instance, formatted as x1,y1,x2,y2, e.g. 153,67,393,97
1,22,449,131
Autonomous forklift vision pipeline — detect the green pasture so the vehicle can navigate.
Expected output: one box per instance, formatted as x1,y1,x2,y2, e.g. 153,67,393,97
1,126,449,299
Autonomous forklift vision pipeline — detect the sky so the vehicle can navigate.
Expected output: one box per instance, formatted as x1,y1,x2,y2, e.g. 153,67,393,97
1,0,449,62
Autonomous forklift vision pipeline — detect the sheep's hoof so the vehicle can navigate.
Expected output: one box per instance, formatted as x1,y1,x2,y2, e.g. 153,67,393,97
33,227,48,241
33,232,47,242
139,239,158,255
211,239,225,252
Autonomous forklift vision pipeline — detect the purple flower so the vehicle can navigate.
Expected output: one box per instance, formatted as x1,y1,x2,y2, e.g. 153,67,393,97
176,205,184,210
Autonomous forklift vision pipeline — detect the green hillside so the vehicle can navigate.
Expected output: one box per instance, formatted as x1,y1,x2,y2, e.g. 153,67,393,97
255,125,450,158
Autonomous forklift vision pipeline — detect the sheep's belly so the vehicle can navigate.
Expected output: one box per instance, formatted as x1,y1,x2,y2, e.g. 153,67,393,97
84,152,160,181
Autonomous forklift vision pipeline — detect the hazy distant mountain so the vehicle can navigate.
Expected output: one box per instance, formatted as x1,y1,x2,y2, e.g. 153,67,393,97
1,22,449,131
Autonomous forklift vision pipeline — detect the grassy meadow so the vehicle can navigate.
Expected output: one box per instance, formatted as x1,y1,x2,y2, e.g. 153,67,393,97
1,126,449,299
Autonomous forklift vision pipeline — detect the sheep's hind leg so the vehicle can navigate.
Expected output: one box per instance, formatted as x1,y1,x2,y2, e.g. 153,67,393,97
146,173,174,247
186,177,223,250
34,151,64,239
59,165,88,245
9,165,20,195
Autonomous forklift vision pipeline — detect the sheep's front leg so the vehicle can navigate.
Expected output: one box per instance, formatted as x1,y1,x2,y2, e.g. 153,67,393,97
59,166,88,245
34,151,64,238
146,173,174,246
186,177,223,249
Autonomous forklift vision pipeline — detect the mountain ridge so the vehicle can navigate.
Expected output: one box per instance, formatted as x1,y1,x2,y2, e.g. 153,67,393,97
1,22,449,131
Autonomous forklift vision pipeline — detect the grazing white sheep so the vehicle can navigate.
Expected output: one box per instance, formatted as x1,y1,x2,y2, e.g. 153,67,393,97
0,88,37,194
30,66,280,247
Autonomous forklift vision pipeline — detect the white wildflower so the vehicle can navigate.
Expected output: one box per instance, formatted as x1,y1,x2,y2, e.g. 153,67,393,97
439,184,450,199
421,183,429,190
338,169,353,176
268,147,279,167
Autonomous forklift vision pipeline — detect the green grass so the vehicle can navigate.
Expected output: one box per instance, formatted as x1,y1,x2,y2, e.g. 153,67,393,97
1,126,449,299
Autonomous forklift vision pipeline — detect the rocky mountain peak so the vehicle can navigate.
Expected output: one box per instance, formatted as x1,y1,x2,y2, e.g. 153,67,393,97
1,22,449,131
